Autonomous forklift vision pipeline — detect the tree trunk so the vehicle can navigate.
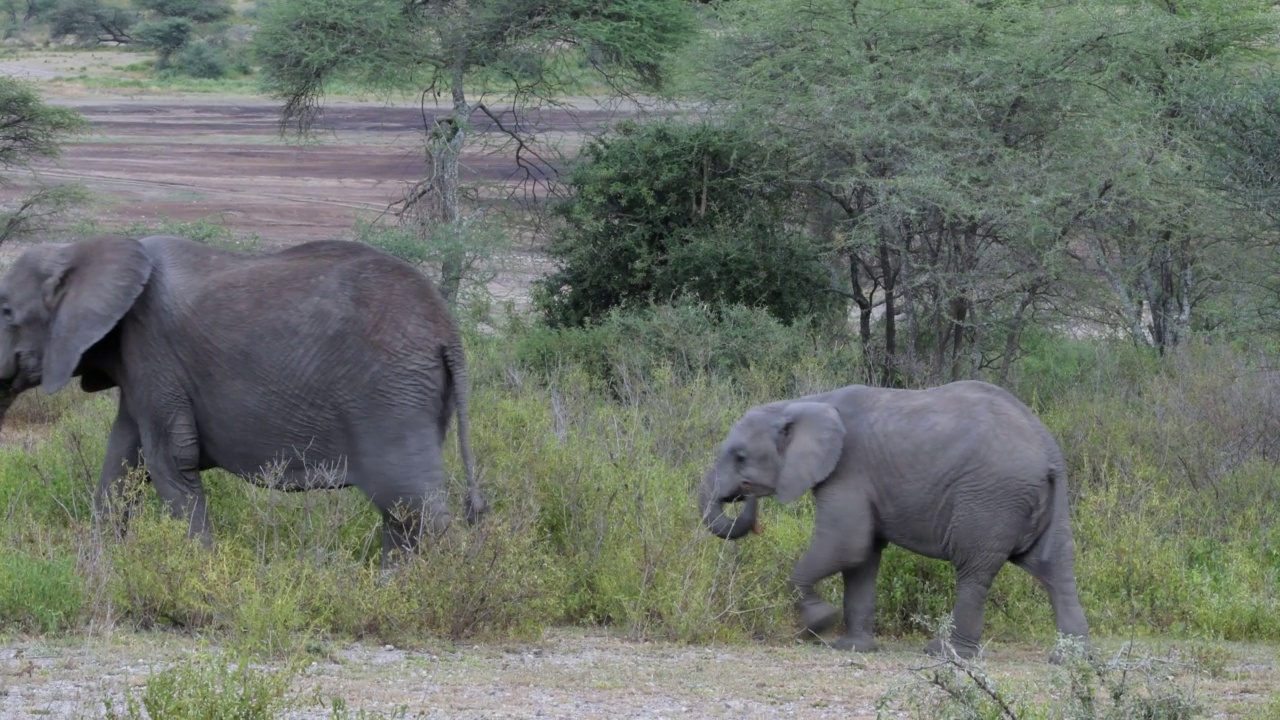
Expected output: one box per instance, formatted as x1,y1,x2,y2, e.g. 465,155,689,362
849,251,876,382
401,66,471,308
879,237,897,387
999,285,1039,385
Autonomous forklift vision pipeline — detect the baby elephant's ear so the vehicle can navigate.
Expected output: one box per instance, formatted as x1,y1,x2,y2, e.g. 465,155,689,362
774,402,845,504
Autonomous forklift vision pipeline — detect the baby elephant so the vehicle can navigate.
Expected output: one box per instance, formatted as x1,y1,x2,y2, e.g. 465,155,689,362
697,380,1089,662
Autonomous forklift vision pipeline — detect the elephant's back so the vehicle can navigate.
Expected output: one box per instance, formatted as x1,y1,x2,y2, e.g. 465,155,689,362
140,238,455,415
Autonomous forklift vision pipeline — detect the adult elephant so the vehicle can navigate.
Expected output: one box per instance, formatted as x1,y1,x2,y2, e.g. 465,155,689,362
0,235,485,568
698,380,1088,662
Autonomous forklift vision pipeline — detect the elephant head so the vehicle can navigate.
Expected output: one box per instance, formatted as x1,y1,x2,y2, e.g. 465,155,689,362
698,401,846,539
0,236,153,427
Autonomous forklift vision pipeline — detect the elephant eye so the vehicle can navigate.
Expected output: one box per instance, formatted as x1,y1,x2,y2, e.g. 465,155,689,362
733,449,747,465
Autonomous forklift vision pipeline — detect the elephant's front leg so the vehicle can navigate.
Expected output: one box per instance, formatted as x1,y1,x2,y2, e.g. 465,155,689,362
832,544,883,652
791,494,876,639
93,408,145,539
140,411,213,548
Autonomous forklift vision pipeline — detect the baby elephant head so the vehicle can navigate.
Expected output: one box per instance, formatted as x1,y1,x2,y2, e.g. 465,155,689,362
0,237,153,425
698,401,846,540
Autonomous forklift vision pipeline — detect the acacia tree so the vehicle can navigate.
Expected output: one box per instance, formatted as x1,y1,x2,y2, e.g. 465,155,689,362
1184,72,1280,337
253,0,698,305
690,0,1278,383
0,77,87,242
1064,0,1279,354
692,0,1120,383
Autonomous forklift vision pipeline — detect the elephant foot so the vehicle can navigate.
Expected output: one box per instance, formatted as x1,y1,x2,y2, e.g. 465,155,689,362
1048,636,1092,666
832,633,879,653
925,636,978,660
798,601,840,635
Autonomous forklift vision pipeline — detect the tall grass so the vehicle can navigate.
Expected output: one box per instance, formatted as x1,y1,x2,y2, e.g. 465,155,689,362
0,304,1277,659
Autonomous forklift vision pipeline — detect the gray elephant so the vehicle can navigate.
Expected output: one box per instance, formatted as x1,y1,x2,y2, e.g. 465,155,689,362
0,234,485,568
698,380,1089,661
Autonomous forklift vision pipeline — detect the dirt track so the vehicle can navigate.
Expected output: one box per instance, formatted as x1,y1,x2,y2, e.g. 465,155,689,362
21,98,634,246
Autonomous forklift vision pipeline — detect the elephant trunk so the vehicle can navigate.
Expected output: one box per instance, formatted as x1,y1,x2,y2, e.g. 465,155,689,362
0,384,16,432
698,468,758,541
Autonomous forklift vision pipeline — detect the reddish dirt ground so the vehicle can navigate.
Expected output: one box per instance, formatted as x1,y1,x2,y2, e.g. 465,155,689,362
13,97,636,247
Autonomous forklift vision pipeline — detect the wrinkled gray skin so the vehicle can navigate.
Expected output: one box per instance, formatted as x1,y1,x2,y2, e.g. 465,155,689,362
699,380,1089,662
0,235,486,568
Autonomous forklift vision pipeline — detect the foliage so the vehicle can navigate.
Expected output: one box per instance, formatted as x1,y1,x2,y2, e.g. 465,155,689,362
0,75,87,167
533,118,845,328
0,75,88,244
132,16,191,66
253,0,699,131
109,216,263,251
0,546,85,633
683,0,1280,384
170,38,228,78
0,0,57,31
878,629,1206,719
254,0,700,318
134,0,231,23
102,651,296,720
513,299,861,396
47,0,136,44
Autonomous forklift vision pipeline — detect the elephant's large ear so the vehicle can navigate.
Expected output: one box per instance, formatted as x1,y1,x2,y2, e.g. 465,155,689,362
40,237,153,394
774,402,846,504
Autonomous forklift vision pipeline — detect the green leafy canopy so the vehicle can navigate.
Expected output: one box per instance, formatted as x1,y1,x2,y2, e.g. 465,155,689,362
252,0,700,134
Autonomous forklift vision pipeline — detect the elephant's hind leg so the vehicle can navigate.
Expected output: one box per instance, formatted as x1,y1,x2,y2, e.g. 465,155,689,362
926,556,1005,660
1011,530,1090,662
357,425,451,570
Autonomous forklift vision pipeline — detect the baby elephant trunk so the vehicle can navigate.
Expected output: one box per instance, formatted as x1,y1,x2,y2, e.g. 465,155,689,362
697,467,759,540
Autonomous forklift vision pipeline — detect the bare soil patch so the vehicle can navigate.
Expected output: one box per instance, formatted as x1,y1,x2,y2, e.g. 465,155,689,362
19,98,624,246
2,629,1275,719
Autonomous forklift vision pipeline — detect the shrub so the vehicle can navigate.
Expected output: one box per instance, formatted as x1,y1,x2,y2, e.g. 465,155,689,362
102,651,295,720
533,118,845,328
877,629,1206,719
170,39,228,79
512,299,862,400
0,546,85,633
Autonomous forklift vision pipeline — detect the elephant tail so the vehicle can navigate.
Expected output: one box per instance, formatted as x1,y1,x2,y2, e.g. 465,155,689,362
1014,463,1068,563
444,340,485,525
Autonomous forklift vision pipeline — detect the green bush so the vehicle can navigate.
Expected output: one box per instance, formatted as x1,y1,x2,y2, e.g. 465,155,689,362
533,118,845,328
0,546,85,633
103,651,295,720
512,299,862,400
170,39,228,79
